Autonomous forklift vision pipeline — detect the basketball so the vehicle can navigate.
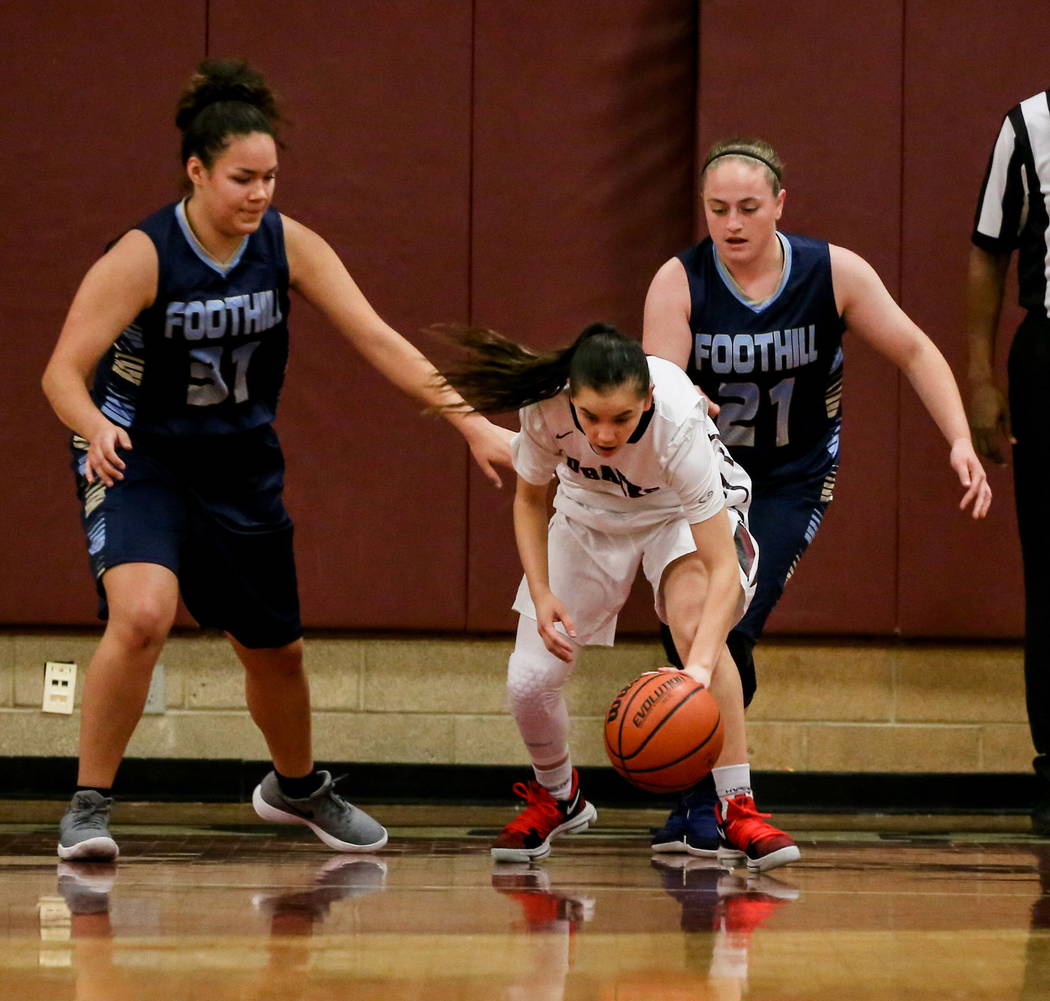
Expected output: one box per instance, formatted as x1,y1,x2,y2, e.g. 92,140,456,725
604,670,723,793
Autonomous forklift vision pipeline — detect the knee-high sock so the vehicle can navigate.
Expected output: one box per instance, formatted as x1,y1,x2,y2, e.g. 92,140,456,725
506,617,576,776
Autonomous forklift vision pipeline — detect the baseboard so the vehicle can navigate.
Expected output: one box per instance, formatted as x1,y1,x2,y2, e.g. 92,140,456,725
0,757,1041,814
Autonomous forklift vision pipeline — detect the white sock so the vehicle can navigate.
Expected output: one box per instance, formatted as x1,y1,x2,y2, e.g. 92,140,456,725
712,764,752,814
535,760,574,800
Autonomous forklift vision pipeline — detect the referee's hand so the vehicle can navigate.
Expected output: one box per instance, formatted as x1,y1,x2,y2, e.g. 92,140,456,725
968,380,1013,466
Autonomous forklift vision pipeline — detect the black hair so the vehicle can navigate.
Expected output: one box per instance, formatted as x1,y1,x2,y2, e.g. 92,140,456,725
175,58,281,167
433,322,649,414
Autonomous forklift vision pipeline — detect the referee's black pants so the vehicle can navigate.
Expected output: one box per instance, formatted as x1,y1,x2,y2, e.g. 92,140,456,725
1009,311,1050,759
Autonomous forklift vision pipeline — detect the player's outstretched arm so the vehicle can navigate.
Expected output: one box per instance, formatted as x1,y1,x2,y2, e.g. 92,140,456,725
513,476,575,662
41,231,157,486
965,244,1013,465
283,215,513,487
830,244,992,519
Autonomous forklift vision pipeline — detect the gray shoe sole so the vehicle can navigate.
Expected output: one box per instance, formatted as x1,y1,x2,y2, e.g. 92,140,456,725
252,785,388,853
57,836,119,862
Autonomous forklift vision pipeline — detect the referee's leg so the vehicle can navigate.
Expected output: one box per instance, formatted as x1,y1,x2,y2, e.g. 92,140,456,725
1009,316,1050,798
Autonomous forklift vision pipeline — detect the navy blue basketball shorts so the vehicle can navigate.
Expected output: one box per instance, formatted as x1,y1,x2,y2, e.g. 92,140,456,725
71,424,302,650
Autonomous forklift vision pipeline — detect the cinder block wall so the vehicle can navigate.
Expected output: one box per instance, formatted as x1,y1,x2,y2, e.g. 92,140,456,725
0,632,1031,773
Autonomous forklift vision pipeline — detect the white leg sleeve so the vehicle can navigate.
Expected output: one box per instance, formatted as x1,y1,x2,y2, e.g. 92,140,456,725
506,616,577,767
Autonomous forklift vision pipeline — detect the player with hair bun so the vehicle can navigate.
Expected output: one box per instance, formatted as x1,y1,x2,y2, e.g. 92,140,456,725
42,57,513,861
437,322,800,872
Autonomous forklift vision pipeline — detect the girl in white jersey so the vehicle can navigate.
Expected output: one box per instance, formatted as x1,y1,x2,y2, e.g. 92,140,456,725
438,322,799,872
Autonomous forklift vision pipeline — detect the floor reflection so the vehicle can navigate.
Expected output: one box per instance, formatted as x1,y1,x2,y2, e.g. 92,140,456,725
652,855,799,998
0,825,1046,1000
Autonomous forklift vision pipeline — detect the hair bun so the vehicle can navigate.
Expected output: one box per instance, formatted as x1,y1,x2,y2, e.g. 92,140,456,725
175,58,278,132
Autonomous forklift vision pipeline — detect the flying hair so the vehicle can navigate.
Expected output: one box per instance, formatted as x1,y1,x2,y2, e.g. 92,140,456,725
431,323,649,414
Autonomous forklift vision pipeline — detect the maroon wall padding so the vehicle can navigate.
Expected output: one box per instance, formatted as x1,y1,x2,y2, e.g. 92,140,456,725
896,0,1036,638
466,1,699,631
0,7,202,625
207,2,475,628
697,1,905,635
0,2,1033,639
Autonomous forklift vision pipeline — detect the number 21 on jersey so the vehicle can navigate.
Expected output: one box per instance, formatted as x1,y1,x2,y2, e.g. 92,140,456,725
716,378,795,448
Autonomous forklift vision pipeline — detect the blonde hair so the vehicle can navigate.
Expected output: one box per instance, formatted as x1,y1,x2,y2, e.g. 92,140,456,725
701,138,783,195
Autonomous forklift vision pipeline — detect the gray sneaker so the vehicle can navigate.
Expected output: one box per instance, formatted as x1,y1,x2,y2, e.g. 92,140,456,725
252,771,388,852
57,791,119,861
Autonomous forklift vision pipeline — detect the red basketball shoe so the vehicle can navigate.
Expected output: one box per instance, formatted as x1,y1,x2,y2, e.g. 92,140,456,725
491,770,597,863
716,794,800,872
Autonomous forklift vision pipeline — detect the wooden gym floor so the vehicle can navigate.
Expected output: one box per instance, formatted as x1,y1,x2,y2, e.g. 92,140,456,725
0,805,1047,1000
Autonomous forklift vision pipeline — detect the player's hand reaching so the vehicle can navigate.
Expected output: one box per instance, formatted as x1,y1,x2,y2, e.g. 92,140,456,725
950,438,992,519
692,385,720,418
84,420,133,487
463,418,515,488
533,591,577,662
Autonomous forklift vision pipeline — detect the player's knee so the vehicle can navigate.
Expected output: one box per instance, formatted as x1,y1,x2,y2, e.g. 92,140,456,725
506,647,572,718
240,638,305,679
107,599,176,651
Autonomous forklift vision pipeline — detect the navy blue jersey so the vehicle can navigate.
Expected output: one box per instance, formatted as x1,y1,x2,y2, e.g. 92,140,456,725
680,232,845,479
91,201,291,435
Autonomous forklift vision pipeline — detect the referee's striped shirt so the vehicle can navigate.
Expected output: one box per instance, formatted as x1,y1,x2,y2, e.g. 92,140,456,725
973,89,1050,318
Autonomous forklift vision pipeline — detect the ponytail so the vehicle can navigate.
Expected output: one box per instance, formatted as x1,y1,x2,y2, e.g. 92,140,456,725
433,322,648,414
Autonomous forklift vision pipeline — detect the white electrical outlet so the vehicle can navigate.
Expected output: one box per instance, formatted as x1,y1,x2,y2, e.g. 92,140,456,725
42,662,76,715
143,663,165,714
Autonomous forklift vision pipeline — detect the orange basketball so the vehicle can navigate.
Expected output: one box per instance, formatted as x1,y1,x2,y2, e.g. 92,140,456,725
604,670,723,793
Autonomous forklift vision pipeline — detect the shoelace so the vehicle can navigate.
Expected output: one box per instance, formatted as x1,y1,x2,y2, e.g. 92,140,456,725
503,781,564,835
323,774,353,810
724,795,785,845
75,803,109,831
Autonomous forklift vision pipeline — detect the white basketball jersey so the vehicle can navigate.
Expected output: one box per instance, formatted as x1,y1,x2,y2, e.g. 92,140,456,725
512,356,752,534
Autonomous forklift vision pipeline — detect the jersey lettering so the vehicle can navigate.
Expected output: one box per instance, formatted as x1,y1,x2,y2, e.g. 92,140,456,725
564,456,660,498
693,326,817,375
164,290,284,341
